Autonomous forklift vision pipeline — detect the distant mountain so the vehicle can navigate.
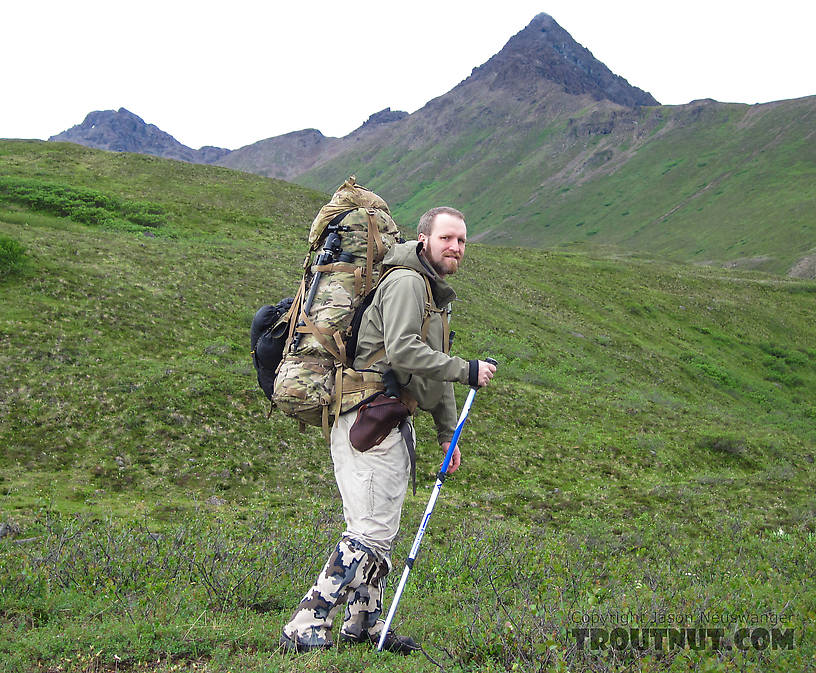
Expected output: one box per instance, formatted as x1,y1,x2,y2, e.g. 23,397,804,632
47,14,816,276
215,108,409,180
288,15,815,276
219,14,659,182
213,129,335,181
49,108,230,164
466,12,658,107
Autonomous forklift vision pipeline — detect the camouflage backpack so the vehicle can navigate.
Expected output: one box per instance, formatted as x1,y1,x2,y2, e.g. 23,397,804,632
269,177,403,435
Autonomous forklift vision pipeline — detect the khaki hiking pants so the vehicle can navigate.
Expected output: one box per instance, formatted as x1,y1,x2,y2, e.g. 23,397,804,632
281,411,414,647
331,410,413,558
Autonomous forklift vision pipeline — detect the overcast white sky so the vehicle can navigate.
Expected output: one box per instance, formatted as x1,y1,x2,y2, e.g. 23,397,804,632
2,0,814,150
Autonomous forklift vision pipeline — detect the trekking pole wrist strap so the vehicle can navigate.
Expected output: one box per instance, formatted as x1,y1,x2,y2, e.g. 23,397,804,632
468,359,479,387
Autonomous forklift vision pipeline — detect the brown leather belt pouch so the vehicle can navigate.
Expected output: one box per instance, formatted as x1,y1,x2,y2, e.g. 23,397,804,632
349,394,411,452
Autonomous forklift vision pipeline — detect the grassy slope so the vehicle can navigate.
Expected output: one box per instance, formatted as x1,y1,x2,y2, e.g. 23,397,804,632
297,97,816,275
1,141,815,672
509,99,816,271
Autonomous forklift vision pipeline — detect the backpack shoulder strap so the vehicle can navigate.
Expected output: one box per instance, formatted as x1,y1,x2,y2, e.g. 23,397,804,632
382,266,449,354
360,266,443,368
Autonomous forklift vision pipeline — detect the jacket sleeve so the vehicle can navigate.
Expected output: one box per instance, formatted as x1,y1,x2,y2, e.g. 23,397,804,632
430,381,458,445
379,273,470,384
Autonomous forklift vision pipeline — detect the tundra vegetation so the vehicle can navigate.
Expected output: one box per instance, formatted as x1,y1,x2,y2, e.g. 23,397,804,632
0,141,814,672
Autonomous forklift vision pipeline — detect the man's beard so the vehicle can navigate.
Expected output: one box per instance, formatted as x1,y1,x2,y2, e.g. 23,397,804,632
424,241,460,277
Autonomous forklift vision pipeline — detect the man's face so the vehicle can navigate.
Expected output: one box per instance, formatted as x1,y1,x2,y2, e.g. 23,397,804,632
419,213,467,278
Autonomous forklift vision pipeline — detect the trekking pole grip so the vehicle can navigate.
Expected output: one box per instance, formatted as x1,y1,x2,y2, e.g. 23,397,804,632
479,357,498,389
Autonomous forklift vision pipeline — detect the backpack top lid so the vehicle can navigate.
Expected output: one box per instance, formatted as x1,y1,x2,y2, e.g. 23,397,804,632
308,175,391,249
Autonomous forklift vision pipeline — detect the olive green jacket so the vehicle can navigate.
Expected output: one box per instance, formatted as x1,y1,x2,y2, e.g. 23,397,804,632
352,241,471,444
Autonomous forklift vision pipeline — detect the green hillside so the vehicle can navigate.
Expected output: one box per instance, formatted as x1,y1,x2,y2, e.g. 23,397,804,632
1,142,815,672
297,97,816,277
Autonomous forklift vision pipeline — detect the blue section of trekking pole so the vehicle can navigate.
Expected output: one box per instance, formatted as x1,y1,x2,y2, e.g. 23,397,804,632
378,358,497,652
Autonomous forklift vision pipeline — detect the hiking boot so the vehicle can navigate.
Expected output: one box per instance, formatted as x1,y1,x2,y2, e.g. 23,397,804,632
340,629,420,655
279,630,333,654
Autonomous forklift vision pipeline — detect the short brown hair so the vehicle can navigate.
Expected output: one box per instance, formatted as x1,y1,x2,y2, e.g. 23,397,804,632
417,206,465,237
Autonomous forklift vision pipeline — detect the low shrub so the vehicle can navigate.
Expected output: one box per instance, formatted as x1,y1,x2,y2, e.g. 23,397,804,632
0,177,166,232
0,234,26,277
697,434,747,456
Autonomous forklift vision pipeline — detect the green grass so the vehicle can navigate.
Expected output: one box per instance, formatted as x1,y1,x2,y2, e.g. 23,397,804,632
1,141,815,672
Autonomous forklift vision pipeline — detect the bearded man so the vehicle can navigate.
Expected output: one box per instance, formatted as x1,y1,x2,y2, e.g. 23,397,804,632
281,206,495,654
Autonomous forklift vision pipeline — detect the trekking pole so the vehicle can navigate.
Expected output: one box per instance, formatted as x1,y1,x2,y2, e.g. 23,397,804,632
377,358,497,652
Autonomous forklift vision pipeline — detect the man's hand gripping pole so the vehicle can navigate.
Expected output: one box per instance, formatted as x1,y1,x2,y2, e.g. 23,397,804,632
377,358,498,652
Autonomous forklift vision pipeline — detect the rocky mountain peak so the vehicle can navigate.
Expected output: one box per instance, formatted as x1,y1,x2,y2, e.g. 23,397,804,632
469,13,659,108
358,108,409,130
82,107,146,130
49,108,230,164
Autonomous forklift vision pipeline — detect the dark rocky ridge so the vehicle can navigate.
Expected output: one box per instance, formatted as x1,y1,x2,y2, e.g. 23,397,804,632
357,108,409,130
49,108,230,164
468,13,659,107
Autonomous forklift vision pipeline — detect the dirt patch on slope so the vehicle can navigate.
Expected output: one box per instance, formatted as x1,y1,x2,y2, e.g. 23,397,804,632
788,252,816,279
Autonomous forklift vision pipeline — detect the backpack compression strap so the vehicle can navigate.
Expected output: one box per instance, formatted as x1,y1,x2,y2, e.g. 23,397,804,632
365,209,385,296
